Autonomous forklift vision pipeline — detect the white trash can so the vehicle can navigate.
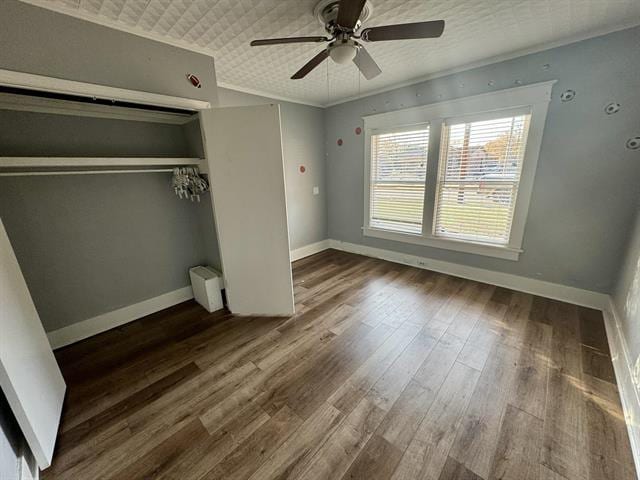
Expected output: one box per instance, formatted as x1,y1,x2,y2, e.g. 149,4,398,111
189,266,224,313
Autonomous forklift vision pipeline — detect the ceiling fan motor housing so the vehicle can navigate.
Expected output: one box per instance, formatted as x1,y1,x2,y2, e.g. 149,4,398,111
314,0,372,34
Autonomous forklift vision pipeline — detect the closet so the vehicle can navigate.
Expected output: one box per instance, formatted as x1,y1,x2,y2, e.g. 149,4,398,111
0,74,294,470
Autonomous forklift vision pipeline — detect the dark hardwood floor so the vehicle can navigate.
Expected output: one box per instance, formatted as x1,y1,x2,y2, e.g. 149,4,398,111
43,249,635,479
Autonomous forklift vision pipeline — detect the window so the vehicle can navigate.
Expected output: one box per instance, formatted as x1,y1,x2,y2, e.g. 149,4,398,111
363,81,554,260
434,113,530,244
369,126,430,234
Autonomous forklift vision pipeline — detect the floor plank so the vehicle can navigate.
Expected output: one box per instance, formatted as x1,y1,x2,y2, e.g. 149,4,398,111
449,342,521,478
488,404,543,480
391,362,481,480
438,457,484,480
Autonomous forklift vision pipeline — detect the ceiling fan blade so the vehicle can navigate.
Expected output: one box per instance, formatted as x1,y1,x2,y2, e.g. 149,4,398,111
353,46,381,80
336,0,367,30
361,20,445,42
250,36,329,46
291,49,330,79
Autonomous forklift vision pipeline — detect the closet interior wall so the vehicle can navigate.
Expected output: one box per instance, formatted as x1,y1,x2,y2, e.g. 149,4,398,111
0,107,221,333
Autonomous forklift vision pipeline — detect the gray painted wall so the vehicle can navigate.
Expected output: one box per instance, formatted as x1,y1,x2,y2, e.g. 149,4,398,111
0,110,220,332
613,206,640,392
0,0,217,104
181,118,222,269
0,109,189,157
217,88,327,251
325,26,640,293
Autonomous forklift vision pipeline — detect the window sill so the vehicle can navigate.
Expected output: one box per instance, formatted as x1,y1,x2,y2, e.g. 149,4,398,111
362,226,522,261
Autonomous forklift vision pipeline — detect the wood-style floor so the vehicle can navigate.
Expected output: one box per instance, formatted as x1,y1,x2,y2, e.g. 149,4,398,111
44,249,635,480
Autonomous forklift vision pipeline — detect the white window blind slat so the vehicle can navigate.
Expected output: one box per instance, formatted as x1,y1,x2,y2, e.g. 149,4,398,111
370,127,429,234
434,114,531,244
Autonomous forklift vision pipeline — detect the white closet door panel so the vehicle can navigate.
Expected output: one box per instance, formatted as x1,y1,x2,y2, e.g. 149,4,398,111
0,219,66,469
200,104,294,316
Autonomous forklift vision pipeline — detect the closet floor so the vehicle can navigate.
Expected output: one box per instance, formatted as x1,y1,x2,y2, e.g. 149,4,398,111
44,249,635,480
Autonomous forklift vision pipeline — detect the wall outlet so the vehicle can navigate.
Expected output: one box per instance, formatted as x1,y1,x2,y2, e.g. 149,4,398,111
313,186,319,195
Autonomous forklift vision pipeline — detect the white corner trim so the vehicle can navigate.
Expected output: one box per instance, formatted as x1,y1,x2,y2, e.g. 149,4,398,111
46,286,194,349
290,239,331,262
328,239,609,310
0,69,211,111
603,300,640,476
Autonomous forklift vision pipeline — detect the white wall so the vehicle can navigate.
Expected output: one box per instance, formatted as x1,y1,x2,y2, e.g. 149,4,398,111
217,88,327,251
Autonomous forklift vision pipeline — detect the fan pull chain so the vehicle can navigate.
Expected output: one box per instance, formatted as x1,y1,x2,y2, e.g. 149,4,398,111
326,57,329,104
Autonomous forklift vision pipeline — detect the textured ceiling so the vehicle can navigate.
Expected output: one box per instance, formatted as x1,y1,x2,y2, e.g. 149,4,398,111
20,0,640,106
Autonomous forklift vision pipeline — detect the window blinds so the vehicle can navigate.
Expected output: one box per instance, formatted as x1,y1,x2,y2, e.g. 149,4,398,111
370,127,430,234
434,114,531,244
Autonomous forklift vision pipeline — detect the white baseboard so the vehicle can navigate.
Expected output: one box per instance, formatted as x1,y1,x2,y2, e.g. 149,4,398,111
328,239,609,310
290,239,331,262
46,286,194,349
603,301,640,476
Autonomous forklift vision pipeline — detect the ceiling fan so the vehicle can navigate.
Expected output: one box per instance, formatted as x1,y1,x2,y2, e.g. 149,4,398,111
250,0,445,80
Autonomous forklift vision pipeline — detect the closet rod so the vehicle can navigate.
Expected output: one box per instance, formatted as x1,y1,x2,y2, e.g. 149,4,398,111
0,168,181,177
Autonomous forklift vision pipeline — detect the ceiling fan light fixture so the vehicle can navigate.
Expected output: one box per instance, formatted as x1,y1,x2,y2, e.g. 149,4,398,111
251,0,444,80
329,43,358,64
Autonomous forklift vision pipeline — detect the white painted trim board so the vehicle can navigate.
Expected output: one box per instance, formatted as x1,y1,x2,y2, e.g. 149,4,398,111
327,239,609,310
0,92,197,125
0,69,211,111
46,286,194,349
290,239,331,262
603,301,640,476
288,238,607,309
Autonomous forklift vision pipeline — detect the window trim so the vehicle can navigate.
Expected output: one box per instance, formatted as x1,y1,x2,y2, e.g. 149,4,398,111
362,81,555,261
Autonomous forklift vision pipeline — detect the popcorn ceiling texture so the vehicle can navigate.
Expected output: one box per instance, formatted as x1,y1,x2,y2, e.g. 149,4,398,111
22,0,640,105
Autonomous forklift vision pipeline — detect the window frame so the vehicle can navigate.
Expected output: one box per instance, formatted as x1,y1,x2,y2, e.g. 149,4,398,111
362,81,555,261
